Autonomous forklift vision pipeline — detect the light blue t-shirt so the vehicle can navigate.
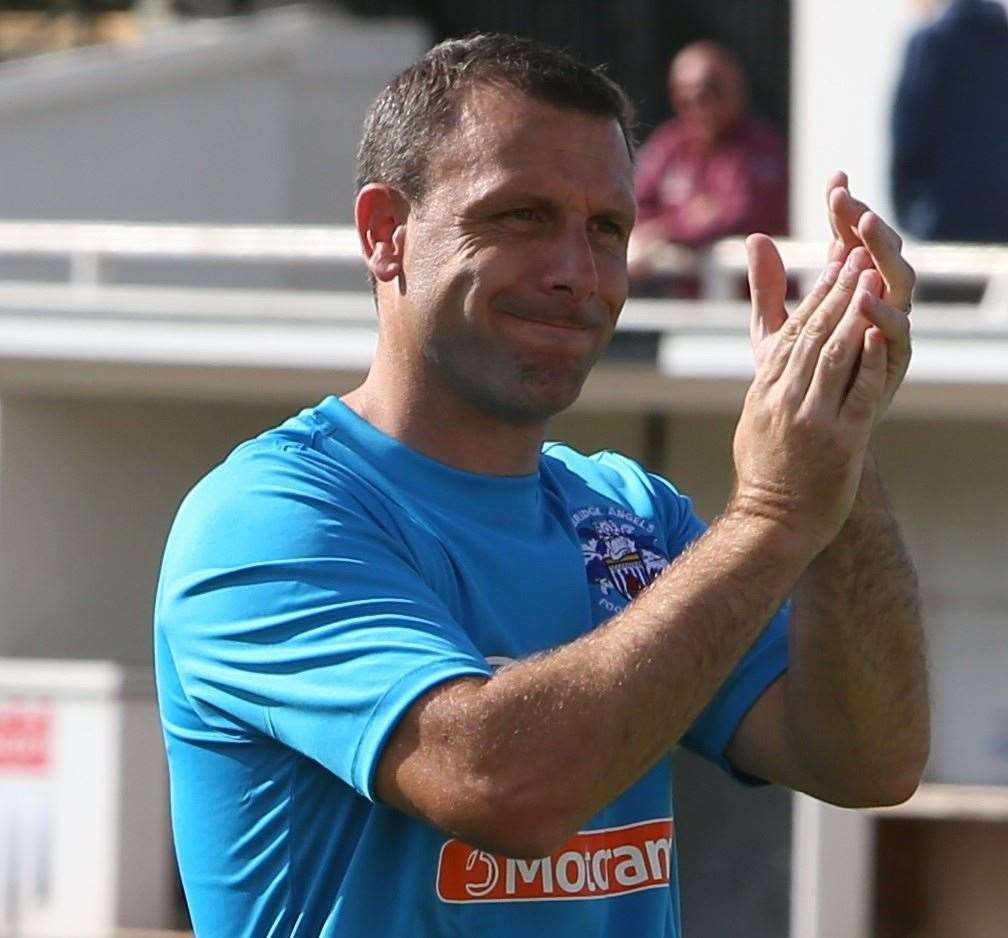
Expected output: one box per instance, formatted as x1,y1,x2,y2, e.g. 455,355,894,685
155,397,789,937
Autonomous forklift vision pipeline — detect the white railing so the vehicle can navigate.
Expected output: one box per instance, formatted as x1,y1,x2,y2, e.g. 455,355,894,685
0,220,1006,325
0,221,363,287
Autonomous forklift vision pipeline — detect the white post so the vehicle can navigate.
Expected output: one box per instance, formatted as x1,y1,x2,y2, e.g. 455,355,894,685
790,794,876,938
977,273,1008,323
69,252,106,288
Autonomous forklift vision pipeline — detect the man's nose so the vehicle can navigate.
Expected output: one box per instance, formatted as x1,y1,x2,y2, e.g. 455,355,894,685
541,224,598,304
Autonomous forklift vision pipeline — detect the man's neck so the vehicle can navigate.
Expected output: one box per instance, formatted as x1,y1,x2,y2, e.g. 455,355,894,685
341,367,547,477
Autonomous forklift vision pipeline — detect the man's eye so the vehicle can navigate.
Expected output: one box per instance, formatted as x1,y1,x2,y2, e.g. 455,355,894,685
506,208,543,223
592,219,625,239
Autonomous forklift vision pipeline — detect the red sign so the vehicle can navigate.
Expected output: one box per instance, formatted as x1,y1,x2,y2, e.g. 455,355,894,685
0,707,53,772
436,817,674,903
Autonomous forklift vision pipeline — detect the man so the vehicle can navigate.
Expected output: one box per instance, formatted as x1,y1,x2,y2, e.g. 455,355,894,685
629,41,788,283
155,35,929,937
891,0,1008,243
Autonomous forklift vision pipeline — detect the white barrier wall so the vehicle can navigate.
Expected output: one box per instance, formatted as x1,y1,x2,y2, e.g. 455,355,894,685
0,660,170,935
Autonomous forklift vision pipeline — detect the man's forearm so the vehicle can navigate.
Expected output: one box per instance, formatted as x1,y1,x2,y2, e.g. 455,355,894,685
382,510,809,856
786,452,930,802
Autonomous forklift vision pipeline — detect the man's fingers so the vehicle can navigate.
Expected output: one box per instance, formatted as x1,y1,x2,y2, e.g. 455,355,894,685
771,248,874,398
789,260,841,324
825,170,849,238
756,259,840,386
804,269,881,415
827,186,871,262
859,290,913,406
825,170,849,212
858,211,915,311
827,182,867,264
841,326,887,425
746,233,788,350
859,292,910,356
824,176,916,313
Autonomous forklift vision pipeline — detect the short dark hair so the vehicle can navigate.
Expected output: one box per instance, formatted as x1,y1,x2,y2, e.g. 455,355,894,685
355,33,636,205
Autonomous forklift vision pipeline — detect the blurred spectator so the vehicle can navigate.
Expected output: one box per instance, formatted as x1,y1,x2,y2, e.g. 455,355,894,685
891,0,1008,243
629,41,788,289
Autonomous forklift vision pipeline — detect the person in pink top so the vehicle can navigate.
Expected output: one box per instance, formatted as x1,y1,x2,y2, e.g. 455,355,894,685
629,41,788,286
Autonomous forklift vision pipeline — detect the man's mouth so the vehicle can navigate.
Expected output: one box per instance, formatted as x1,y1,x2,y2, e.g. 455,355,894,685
494,308,599,353
495,301,598,332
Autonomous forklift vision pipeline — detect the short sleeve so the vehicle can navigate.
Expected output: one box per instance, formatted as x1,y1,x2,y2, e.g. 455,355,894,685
646,471,791,780
156,444,492,801
645,470,708,554
681,601,790,780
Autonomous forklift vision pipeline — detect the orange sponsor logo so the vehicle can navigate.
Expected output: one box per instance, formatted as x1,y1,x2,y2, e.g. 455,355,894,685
436,817,674,903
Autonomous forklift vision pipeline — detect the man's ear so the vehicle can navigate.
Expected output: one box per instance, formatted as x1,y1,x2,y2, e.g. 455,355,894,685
355,184,409,283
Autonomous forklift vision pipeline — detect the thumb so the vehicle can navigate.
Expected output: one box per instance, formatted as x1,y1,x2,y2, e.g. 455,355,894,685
746,234,788,352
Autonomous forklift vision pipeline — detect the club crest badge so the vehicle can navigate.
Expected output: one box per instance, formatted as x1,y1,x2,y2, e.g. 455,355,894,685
574,506,668,611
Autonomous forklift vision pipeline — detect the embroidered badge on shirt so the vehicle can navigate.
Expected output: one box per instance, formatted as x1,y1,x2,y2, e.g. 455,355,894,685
573,507,668,613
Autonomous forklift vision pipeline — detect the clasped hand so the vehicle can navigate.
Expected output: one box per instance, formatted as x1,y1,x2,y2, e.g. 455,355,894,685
731,171,915,555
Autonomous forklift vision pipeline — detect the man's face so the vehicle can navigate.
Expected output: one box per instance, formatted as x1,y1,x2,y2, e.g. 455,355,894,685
671,52,745,144
392,87,635,425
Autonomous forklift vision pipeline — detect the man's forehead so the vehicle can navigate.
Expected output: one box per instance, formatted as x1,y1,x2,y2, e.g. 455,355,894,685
674,54,719,83
456,85,626,149
673,51,739,89
429,86,634,202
